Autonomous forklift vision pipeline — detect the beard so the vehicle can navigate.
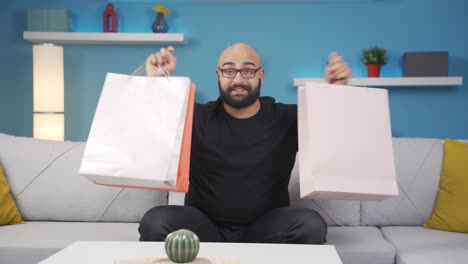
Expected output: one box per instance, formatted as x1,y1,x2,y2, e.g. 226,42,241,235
218,79,261,109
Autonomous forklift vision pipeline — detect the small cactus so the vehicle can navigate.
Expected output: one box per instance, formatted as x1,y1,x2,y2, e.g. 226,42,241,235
164,229,200,263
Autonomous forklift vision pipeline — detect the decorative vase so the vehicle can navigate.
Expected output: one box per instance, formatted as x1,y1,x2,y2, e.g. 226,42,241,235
367,64,381,77
152,13,169,33
103,3,118,32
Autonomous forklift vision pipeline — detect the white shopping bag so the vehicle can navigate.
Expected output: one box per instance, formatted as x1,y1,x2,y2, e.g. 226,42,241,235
298,82,398,201
79,73,192,190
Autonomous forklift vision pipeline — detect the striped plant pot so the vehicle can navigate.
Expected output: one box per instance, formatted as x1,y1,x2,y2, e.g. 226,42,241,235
164,229,200,263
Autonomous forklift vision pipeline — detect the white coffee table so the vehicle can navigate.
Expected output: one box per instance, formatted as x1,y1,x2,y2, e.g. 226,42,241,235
39,241,342,264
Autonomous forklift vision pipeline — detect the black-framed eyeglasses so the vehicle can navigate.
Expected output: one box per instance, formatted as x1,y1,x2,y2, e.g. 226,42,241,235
217,66,262,78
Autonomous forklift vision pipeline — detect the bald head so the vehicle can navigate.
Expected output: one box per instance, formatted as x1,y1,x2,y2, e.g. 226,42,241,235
218,43,262,69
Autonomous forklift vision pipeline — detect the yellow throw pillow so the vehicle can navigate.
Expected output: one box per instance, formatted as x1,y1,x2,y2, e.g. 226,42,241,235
0,163,24,225
424,139,468,233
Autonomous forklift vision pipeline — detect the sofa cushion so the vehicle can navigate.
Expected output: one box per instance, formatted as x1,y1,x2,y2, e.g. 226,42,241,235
424,139,468,232
168,191,185,205
327,226,396,264
0,133,167,222
168,153,361,226
381,226,468,264
0,163,24,225
361,138,444,226
0,221,139,264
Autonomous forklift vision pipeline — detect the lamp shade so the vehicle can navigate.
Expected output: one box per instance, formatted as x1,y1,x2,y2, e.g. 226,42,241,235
33,113,64,141
33,44,64,141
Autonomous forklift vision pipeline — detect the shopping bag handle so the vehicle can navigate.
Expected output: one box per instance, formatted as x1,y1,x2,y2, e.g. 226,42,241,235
129,62,170,82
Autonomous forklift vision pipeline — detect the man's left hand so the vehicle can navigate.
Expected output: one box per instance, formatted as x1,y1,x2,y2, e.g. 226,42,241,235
325,52,352,85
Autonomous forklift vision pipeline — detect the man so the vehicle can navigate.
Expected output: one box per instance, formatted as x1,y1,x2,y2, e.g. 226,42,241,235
139,43,351,244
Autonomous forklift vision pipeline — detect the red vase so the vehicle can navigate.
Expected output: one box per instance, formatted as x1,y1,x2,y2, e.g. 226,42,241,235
367,64,381,77
103,3,118,32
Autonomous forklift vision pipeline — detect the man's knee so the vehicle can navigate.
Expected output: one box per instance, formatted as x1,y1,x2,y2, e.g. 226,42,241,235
292,208,328,244
139,205,181,241
246,207,327,244
139,205,223,242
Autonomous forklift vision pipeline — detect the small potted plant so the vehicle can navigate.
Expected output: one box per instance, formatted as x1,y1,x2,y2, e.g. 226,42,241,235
165,229,200,263
361,46,388,77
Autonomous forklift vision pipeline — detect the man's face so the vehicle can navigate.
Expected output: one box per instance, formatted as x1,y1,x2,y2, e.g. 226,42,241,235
216,44,264,109
218,78,262,109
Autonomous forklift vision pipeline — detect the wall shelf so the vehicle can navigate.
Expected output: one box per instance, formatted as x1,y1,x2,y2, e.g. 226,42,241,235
102,0,377,3
23,32,186,45
293,77,463,87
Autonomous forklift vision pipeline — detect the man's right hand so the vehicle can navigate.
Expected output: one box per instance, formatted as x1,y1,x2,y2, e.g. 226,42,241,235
146,46,177,77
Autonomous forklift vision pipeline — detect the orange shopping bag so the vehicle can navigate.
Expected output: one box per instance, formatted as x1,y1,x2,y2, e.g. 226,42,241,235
94,83,195,193
80,73,195,192
161,82,194,192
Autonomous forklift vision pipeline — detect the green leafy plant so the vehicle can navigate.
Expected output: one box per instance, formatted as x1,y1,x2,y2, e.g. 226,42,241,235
361,46,388,65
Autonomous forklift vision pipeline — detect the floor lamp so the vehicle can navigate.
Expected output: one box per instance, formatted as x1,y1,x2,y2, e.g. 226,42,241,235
33,44,64,141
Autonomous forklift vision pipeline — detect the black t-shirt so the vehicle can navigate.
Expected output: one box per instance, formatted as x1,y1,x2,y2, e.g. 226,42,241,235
185,96,298,226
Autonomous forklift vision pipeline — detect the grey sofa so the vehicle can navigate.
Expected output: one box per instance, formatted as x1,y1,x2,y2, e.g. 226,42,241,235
0,133,467,264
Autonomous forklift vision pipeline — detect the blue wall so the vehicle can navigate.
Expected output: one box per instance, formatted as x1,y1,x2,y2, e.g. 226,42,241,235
1,0,467,141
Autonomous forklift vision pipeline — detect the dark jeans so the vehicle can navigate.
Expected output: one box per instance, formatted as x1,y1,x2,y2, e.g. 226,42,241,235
139,205,327,244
